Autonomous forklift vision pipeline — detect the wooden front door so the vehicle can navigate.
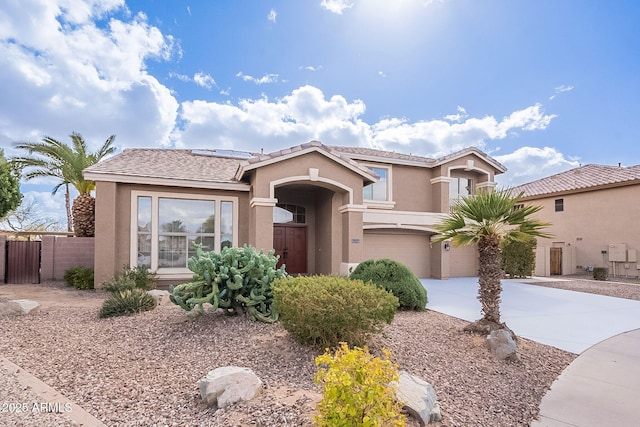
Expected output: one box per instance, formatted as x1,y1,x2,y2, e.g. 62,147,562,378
274,226,307,274
550,247,563,275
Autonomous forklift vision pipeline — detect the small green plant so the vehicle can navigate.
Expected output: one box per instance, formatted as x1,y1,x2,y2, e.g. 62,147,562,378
350,259,427,311
314,342,406,427
63,266,94,290
273,276,398,348
102,265,157,292
99,288,156,318
593,267,608,281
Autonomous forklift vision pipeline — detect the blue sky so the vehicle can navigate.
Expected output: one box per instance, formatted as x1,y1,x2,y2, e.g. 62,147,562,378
1,0,639,228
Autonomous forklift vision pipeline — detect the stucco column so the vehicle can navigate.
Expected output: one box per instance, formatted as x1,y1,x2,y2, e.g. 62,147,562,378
94,181,117,288
338,205,366,275
431,240,451,279
249,199,276,252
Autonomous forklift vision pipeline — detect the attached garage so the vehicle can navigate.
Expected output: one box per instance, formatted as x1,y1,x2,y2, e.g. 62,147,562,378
363,230,432,278
449,244,478,277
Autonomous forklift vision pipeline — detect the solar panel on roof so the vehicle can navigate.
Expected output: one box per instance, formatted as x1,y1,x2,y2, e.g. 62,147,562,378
191,149,253,159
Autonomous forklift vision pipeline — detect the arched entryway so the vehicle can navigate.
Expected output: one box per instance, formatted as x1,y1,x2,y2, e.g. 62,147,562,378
273,184,346,275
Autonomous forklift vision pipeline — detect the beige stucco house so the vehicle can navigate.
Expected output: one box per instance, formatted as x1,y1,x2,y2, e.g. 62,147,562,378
84,141,506,287
512,163,640,279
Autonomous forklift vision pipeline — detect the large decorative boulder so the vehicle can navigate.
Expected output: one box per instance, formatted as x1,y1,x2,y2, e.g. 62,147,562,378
0,299,40,316
394,371,442,425
487,329,520,362
147,290,171,306
199,366,263,409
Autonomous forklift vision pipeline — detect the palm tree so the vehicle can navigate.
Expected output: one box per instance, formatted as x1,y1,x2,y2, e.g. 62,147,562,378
13,132,116,237
434,189,551,333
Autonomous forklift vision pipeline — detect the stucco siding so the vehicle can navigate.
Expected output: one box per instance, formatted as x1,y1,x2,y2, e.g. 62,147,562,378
528,185,640,278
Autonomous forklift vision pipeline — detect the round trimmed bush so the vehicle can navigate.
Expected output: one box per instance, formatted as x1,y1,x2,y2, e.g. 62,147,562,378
350,258,427,311
272,275,399,348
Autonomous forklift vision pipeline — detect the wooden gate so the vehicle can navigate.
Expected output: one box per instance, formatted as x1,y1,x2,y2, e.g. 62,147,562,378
5,240,41,284
550,247,563,276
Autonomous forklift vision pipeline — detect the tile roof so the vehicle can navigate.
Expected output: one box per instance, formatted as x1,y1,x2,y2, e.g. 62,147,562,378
237,141,377,180
512,164,640,198
84,142,507,185
84,148,245,183
331,145,435,163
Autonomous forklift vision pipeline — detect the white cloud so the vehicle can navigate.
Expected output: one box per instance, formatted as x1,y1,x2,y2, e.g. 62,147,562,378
549,84,575,100
444,105,468,122
268,9,277,23
378,71,386,78
494,146,581,187
320,0,353,14
300,65,323,71
235,71,280,85
169,72,191,82
193,72,216,89
174,84,557,160
0,0,179,152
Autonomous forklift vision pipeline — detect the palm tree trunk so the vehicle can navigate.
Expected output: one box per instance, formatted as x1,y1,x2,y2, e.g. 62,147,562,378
65,182,73,233
477,235,502,324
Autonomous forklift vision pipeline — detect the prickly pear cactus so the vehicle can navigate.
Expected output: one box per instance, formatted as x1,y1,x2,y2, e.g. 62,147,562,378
169,244,287,323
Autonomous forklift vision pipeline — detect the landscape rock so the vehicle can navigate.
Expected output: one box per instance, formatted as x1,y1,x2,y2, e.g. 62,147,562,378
147,290,171,306
0,299,40,316
199,366,263,409
487,329,521,362
394,370,442,425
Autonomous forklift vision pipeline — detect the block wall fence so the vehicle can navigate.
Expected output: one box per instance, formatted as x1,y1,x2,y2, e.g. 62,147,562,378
40,236,95,281
1,235,95,283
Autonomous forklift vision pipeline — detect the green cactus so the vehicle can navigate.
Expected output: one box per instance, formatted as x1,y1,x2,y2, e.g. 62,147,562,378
169,244,287,323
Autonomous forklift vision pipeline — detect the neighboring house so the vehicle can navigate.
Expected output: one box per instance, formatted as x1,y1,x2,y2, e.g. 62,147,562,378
512,164,640,279
84,141,506,287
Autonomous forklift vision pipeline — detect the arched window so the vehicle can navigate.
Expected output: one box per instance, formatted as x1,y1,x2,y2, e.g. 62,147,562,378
273,204,306,224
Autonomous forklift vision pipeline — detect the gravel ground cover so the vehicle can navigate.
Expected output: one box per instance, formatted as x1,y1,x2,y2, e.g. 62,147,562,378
2,277,638,426
528,274,640,301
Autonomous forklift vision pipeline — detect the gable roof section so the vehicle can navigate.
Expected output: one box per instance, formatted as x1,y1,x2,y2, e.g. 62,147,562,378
234,141,378,182
83,149,251,191
332,146,435,165
432,147,507,173
512,164,640,199
333,145,507,173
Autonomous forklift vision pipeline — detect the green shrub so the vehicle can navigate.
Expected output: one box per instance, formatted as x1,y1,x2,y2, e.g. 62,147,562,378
102,265,157,293
169,244,287,322
314,343,405,427
273,276,399,348
593,267,608,281
501,236,537,278
102,276,137,293
63,266,94,290
99,288,156,318
350,259,427,311
121,264,157,290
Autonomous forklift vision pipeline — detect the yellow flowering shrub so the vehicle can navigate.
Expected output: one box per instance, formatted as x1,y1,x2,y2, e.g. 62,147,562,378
314,343,406,427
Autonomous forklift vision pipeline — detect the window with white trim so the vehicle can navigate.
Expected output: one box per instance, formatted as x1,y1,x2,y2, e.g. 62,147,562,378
449,177,474,205
364,166,390,201
132,192,237,272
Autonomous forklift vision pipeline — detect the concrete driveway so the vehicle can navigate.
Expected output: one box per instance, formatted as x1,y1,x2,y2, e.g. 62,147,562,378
420,277,640,354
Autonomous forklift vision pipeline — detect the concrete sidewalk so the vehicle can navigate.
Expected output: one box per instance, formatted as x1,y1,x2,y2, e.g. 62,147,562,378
420,277,640,427
532,328,640,427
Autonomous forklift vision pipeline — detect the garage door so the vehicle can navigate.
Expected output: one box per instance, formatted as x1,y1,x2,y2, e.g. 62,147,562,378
449,243,478,277
363,231,431,278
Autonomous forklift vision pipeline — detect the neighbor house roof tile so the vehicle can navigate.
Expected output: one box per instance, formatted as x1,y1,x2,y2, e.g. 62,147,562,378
512,164,640,198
